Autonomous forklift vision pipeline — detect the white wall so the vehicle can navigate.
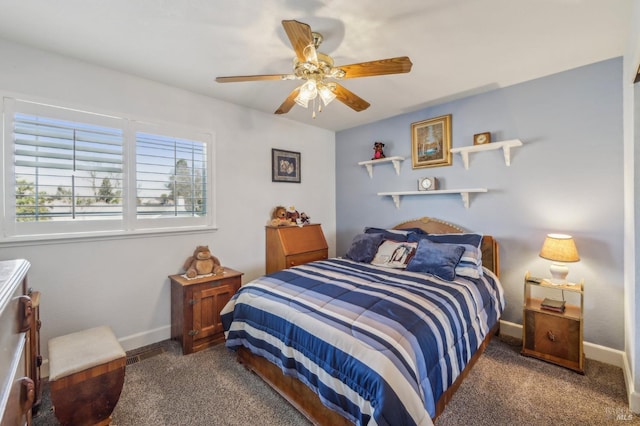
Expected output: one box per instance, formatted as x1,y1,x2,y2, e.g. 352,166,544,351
0,39,336,356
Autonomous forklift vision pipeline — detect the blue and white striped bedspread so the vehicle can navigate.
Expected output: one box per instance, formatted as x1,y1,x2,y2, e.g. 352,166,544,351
221,258,505,426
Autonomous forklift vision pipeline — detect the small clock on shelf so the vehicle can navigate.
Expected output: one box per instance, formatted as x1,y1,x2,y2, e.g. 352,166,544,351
418,177,438,191
473,132,491,145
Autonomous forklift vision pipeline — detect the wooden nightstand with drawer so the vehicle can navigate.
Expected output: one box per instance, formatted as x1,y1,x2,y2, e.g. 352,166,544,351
266,224,328,274
521,271,584,374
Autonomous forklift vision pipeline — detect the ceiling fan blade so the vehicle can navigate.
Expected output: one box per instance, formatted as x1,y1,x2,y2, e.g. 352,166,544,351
333,84,370,112
337,56,413,79
282,20,316,63
274,87,301,115
216,74,293,83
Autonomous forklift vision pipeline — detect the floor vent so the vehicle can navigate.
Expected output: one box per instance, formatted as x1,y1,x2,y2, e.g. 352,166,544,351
126,347,165,366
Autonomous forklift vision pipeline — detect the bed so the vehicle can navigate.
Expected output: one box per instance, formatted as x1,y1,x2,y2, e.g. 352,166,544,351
221,217,504,425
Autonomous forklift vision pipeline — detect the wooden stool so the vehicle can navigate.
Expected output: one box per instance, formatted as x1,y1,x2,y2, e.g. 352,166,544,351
48,326,126,426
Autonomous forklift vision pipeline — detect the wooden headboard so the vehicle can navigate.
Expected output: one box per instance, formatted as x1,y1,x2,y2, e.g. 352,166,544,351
393,217,500,277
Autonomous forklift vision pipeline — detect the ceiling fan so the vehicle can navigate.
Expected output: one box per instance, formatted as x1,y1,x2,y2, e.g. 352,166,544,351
215,20,413,118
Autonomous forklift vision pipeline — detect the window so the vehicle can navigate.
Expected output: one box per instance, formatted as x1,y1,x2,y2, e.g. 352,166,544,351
13,112,124,222
2,98,215,240
136,132,207,219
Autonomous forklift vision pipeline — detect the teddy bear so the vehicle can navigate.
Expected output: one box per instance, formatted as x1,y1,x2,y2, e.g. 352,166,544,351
372,141,386,160
183,245,223,278
270,205,293,226
286,205,300,224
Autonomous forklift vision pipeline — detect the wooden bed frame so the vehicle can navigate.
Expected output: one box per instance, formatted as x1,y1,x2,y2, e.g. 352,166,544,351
236,217,500,425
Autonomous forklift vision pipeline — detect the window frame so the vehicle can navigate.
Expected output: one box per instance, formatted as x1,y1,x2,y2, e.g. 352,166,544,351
1,96,216,243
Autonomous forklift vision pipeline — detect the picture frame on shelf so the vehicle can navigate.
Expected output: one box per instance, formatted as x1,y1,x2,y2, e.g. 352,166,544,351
272,148,301,183
411,114,452,169
473,132,491,145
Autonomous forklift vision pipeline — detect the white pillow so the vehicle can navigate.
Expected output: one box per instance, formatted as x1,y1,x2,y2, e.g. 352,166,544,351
370,240,418,269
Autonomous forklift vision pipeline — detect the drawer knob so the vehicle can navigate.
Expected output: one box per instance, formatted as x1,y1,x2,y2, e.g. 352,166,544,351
547,330,556,342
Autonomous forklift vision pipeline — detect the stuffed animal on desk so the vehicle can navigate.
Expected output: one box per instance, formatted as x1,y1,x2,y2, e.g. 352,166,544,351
269,205,293,226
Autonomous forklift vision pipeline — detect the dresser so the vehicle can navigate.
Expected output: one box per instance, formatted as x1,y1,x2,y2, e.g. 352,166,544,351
170,268,243,355
265,224,328,274
0,259,41,426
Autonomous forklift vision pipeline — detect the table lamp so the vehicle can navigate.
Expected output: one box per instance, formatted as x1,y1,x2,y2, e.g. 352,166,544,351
539,233,580,285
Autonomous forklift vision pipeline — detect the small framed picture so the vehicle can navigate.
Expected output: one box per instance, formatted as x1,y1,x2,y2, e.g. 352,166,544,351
271,148,301,183
473,132,491,145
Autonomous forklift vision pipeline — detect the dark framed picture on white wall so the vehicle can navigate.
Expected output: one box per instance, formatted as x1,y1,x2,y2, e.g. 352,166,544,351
272,148,301,183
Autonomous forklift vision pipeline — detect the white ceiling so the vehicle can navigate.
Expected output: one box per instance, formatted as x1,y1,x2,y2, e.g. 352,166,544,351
0,0,632,132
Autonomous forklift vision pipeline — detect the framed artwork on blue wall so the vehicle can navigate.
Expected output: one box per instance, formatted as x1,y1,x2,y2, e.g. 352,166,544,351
411,114,452,168
272,148,301,183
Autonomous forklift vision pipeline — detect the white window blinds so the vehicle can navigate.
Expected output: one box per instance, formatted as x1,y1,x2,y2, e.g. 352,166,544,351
136,132,208,218
3,97,215,240
13,113,124,222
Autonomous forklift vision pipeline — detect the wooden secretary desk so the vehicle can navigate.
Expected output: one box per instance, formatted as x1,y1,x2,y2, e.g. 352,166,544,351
265,224,328,274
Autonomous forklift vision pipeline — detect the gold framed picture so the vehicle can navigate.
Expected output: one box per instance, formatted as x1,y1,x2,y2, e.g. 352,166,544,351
411,114,452,169
473,132,491,145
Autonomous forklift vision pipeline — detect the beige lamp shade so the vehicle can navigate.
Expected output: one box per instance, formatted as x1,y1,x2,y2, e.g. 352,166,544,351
539,233,580,284
539,234,580,262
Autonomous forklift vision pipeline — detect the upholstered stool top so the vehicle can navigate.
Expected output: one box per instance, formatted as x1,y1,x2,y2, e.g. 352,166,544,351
48,325,125,381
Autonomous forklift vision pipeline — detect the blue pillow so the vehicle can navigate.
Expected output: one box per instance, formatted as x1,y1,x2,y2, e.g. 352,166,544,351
406,239,465,281
345,233,385,263
408,233,483,278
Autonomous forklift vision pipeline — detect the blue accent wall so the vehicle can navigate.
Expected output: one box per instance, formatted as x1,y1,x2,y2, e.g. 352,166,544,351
336,58,624,349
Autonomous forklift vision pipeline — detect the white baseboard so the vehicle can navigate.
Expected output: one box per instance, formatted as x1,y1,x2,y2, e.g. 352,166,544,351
117,325,171,352
622,352,640,413
41,325,172,379
499,320,624,367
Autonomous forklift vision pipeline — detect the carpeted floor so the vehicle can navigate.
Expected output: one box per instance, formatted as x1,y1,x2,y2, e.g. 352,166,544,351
33,336,638,425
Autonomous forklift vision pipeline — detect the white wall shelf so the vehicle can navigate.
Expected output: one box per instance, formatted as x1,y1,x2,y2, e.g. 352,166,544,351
357,156,404,178
377,188,488,209
450,139,523,170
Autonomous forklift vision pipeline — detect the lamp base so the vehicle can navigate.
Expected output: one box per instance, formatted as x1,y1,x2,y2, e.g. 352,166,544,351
549,262,570,285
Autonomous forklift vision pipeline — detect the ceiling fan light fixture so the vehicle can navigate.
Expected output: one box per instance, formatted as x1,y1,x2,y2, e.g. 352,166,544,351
318,83,336,106
294,80,317,108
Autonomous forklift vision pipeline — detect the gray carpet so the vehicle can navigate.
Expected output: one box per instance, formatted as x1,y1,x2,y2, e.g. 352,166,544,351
33,336,638,425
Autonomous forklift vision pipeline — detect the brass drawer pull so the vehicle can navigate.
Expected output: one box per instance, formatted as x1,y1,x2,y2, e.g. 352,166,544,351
547,330,556,342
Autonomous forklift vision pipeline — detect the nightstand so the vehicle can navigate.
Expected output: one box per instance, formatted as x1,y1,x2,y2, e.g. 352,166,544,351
170,268,243,354
521,271,585,374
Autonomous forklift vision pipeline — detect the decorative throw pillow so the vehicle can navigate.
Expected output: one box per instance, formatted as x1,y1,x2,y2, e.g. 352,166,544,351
370,240,418,269
406,239,465,281
345,233,385,263
408,233,484,278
